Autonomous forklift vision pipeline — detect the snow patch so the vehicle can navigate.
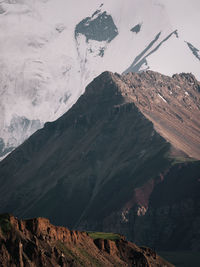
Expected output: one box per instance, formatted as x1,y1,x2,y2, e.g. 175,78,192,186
158,93,167,103
185,91,189,96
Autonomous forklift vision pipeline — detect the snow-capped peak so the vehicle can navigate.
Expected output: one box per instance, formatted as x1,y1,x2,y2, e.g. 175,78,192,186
0,0,200,158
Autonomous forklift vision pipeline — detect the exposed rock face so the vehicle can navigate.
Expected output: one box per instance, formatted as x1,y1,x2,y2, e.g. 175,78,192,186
0,214,172,267
112,71,200,160
0,71,199,251
75,10,118,43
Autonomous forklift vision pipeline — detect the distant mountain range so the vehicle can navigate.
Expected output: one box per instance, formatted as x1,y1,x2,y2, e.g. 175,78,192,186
0,70,199,251
0,0,200,159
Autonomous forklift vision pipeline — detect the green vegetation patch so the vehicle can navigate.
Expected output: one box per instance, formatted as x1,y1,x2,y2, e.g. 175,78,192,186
56,241,102,266
0,214,12,235
88,231,121,241
78,247,101,267
165,150,198,166
171,156,198,165
56,241,83,266
56,241,74,259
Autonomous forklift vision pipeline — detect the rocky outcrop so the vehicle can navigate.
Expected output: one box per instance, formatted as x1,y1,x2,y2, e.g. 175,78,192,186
0,214,172,267
0,71,199,251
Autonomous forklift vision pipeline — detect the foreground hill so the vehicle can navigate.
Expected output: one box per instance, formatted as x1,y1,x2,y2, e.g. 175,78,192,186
0,214,172,267
0,71,200,251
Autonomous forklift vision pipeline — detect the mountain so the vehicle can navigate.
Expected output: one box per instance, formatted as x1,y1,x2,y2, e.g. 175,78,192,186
0,0,200,159
0,70,199,251
0,214,173,267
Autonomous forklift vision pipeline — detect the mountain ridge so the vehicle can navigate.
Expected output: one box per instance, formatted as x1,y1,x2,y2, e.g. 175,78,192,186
0,70,199,251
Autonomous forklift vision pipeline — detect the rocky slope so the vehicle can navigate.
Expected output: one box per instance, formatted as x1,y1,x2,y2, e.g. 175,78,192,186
0,71,199,251
113,71,200,160
0,0,200,159
0,214,172,267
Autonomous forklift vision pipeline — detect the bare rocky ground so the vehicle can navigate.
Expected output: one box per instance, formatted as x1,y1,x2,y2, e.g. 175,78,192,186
112,71,200,160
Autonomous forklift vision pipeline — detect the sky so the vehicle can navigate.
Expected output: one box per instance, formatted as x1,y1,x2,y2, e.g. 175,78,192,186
159,0,200,46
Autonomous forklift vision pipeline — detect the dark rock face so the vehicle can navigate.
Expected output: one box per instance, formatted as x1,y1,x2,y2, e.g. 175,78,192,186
124,30,179,73
0,71,200,251
186,42,200,61
75,10,118,42
131,23,142,34
0,214,172,267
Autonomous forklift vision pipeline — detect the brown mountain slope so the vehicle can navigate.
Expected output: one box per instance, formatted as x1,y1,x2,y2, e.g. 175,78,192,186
0,214,173,267
111,71,200,160
0,71,199,251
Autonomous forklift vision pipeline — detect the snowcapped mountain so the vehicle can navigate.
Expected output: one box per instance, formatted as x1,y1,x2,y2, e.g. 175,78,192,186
0,0,200,158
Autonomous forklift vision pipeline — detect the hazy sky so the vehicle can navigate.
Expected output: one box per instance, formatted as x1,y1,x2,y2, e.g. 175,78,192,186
159,0,200,45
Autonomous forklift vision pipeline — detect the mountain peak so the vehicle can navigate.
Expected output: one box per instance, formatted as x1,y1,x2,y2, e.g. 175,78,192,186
85,71,119,94
83,70,200,159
